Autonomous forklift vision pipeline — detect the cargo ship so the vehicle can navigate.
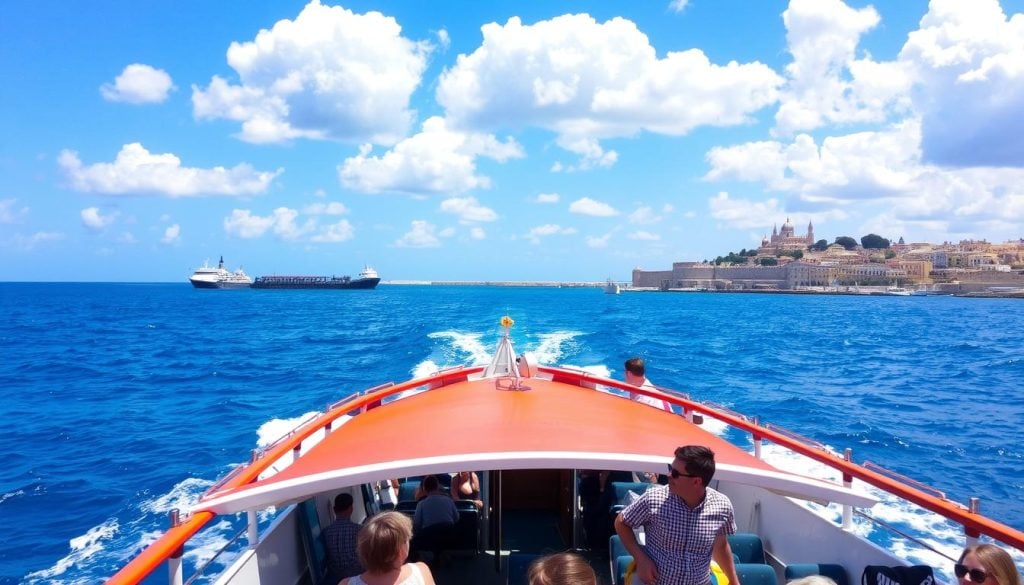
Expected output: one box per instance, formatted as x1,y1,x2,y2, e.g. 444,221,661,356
251,265,380,289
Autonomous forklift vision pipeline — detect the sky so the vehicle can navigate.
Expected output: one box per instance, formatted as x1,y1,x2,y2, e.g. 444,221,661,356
2,0,1024,282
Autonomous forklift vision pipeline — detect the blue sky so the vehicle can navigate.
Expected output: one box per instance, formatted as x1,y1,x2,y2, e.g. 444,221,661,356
3,0,1024,282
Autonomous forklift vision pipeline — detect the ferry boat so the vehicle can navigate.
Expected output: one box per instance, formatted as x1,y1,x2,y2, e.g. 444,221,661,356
252,265,380,289
107,317,1024,585
188,256,253,289
604,278,621,294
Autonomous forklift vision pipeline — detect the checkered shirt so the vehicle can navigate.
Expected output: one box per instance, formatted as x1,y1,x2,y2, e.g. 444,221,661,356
323,518,362,580
620,484,736,585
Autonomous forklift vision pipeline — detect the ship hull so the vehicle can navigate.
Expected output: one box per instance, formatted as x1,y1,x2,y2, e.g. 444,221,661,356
251,277,380,290
189,278,252,289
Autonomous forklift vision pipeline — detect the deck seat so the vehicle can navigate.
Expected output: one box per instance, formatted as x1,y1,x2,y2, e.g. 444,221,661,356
398,479,421,502
728,533,766,564
785,563,849,585
737,562,779,585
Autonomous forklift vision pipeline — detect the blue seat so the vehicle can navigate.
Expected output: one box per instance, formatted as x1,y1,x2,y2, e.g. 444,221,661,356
728,533,766,564
508,553,541,585
615,556,632,585
785,563,849,585
398,480,421,502
737,563,779,585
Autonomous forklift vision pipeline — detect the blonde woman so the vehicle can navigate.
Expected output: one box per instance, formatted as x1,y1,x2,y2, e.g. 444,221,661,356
341,511,436,585
955,544,1022,585
528,552,597,585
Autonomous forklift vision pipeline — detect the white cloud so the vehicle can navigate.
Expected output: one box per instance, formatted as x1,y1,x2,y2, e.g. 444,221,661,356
440,196,498,223
81,207,118,230
553,137,618,171
437,29,451,51
469,226,486,240
629,230,661,241
339,116,523,194
535,193,559,204
525,223,577,244
586,233,611,248
10,231,64,250
310,219,354,243
899,0,1024,167
629,206,663,225
302,201,348,215
117,232,138,244
437,14,782,166
668,0,689,13
59,143,281,197
101,64,175,104
439,227,456,238
569,197,619,217
161,224,181,244
775,0,911,135
192,0,430,145
708,192,786,230
395,220,441,248
0,198,28,224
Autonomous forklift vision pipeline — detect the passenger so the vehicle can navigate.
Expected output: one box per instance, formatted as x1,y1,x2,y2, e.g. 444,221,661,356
614,445,740,585
624,357,672,411
378,479,400,511
451,471,483,510
341,511,436,585
528,551,598,585
411,475,459,565
955,544,1022,585
323,493,363,583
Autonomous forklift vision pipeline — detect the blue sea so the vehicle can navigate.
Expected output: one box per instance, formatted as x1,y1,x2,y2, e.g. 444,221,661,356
2,283,1023,584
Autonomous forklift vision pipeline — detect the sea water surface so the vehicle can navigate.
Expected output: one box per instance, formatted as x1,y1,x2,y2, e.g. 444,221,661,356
1,283,1023,584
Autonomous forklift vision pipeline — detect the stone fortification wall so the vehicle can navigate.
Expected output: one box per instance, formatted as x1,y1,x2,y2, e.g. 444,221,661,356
632,268,673,288
667,263,787,289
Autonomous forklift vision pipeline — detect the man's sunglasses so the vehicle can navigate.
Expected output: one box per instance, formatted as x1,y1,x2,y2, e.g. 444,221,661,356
667,464,697,479
954,564,990,584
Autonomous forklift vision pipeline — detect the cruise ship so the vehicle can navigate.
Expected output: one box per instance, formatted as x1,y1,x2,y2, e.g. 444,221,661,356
188,256,253,289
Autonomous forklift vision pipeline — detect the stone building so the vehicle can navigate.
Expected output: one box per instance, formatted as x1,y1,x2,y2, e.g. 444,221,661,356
758,218,814,254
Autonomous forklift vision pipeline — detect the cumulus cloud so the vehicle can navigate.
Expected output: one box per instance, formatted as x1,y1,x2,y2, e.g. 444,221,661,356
629,230,661,241
569,197,619,217
161,224,181,244
525,223,577,244
59,143,281,197
437,14,782,166
629,206,663,224
10,231,64,250
535,193,559,204
440,196,498,223
192,0,430,145
708,192,787,230
101,64,175,104
775,0,911,135
81,207,118,230
223,207,316,241
899,0,1024,167
339,116,523,194
0,198,28,224
310,219,354,242
395,220,441,248
668,0,689,13
469,226,486,240
586,233,611,248
302,201,348,215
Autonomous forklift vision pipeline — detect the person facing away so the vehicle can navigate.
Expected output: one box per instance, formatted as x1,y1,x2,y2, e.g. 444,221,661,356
323,493,363,583
528,551,598,585
413,475,459,533
341,511,436,585
624,357,672,412
451,470,483,510
955,544,1022,585
614,445,740,585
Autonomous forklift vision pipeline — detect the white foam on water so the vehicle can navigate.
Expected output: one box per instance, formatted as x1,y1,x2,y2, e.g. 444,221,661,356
140,476,215,515
0,488,24,505
428,330,491,365
23,517,119,583
529,331,581,364
256,411,320,448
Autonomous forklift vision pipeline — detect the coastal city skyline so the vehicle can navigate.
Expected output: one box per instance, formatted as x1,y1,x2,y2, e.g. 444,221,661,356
4,0,1024,282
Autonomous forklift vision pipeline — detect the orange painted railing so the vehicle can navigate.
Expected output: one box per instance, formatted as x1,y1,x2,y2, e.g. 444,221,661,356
105,366,483,585
538,365,1024,552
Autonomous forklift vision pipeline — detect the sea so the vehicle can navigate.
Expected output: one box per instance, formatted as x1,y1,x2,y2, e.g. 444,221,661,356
1,283,1023,584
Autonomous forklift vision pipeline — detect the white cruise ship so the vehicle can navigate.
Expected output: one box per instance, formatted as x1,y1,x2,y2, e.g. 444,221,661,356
189,256,253,289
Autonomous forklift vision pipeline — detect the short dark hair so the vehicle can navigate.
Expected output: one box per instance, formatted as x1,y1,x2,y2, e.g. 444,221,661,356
422,475,439,491
674,445,716,486
624,357,645,377
357,511,412,572
334,492,353,512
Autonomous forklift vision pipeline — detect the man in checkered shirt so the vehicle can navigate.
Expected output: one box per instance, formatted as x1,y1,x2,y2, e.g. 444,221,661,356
614,445,741,585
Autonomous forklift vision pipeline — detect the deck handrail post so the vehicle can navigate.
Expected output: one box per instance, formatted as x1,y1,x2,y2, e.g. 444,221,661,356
248,510,259,549
168,509,183,585
752,417,763,460
966,498,981,547
842,448,854,530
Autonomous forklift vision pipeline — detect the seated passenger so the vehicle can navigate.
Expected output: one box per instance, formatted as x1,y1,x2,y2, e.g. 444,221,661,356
341,511,436,585
624,357,672,412
411,475,459,564
451,471,483,510
323,493,363,583
528,552,597,585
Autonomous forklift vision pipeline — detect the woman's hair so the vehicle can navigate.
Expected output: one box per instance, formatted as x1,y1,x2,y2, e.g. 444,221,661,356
357,511,412,573
788,577,838,585
528,552,597,585
961,544,1023,585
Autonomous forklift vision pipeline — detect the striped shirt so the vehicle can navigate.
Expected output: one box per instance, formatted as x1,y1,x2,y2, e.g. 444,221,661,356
621,484,736,585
